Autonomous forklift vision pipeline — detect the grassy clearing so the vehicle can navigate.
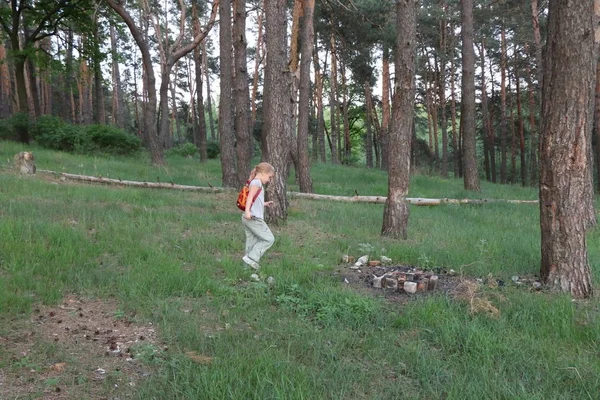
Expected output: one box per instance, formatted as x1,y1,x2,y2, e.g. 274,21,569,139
1,141,599,399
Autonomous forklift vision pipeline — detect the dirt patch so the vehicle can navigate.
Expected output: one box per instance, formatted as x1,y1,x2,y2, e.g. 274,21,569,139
0,295,162,399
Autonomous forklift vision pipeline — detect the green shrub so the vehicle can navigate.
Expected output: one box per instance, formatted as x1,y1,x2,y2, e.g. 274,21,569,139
0,118,15,140
0,113,31,141
82,125,142,155
35,115,84,151
207,140,220,159
166,142,198,157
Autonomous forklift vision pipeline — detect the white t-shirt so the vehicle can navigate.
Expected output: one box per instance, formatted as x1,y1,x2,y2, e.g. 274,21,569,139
249,178,264,219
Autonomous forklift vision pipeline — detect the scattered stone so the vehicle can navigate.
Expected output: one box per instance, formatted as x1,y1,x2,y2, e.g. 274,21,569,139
416,279,428,292
403,281,417,294
511,275,520,282
341,255,355,263
381,256,392,264
372,275,384,288
384,277,398,289
250,274,260,282
368,260,381,267
428,275,438,290
448,269,457,276
354,255,369,267
532,281,542,290
266,276,275,285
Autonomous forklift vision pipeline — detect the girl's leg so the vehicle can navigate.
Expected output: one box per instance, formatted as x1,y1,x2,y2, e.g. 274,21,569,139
243,218,274,263
242,215,259,256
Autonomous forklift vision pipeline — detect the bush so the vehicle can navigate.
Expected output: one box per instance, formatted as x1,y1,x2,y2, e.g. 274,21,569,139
35,115,85,151
83,124,142,155
0,118,15,140
0,113,32,141
166,142,198,157
34,116,141,155
207,140,220,159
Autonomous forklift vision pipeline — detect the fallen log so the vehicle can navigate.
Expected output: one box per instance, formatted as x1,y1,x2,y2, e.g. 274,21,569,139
287,192,539,205
38,170,225,193
38,170,539,205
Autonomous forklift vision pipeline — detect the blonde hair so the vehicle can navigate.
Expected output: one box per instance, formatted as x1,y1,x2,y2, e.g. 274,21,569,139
248,162,275,181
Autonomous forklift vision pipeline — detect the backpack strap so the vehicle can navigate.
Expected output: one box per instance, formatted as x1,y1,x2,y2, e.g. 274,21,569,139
247,180,262,209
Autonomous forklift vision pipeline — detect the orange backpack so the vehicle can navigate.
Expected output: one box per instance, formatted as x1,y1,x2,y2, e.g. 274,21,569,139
236,180,262,211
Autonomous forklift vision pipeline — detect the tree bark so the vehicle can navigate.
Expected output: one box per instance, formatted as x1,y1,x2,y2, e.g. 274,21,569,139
233,0,252,185
450,43,459,178
499,26,508,183
219,0,238,186
202,40,216,141
262,0,293,224
381,0,416,239
296,0,315,192
313,44,327,163
365,81,374,168
250,1,264,129
539,0,596,298
329,31,339,164
192,3,208,161
0,42,11,118
596,55,600,193
381,46,391,171
110,24,126,129
460,0,480,191
515,58,526,187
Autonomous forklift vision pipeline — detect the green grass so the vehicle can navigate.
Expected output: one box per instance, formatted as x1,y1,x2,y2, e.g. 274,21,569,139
1,140,599,399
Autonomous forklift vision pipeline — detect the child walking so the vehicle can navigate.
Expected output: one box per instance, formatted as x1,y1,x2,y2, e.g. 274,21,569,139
241,162,276,270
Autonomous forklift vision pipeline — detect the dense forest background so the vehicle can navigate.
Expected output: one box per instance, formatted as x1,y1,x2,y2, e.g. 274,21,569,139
1,0,578,190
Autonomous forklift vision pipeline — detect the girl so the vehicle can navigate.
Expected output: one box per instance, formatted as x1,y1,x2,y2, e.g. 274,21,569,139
241,162,275,270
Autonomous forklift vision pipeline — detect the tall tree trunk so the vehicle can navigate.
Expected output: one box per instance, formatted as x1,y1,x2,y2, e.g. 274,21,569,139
460,0,480,191
106,0,162,164
438,0,449,177
515,60,526,187
340,55,351,162
329,31,339,164
296,0,314,192
234,0,252,185
509,75,517,183
0,42,11,118
382,0,416,239
251,1,264,129
530,0,544,87
450,45,459,178
93,16,105,125
480,43,491,181
381,45,391,171
488,59,497,183
78,54,93,125
499,26,508,183
526,56,538,187
192,6,207,162
262,0,293,224
219,0,237,186
365,81,374,168
25,58,40,119
110,24,125,129
539,0,596,298
313,44,326,163
203,40,216,140
595,56,600,193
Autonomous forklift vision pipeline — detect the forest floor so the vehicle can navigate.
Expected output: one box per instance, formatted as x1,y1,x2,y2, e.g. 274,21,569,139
0,295,160,399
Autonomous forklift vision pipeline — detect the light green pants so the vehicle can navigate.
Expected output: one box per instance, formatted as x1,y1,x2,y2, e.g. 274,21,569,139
241,216,275,264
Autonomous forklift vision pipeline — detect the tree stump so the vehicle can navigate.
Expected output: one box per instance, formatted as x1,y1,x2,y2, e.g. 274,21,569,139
14,152,36,175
